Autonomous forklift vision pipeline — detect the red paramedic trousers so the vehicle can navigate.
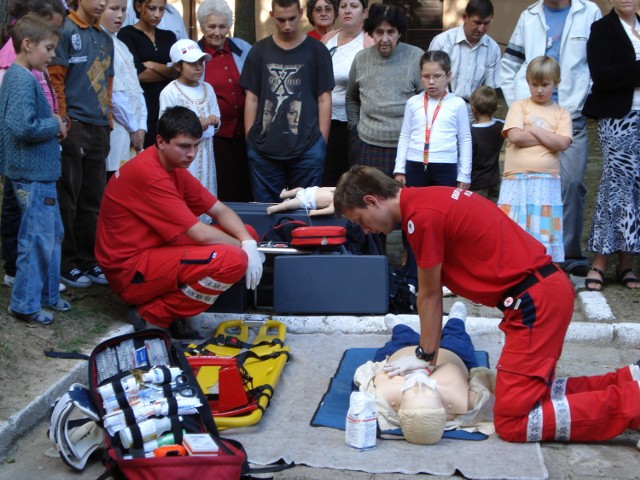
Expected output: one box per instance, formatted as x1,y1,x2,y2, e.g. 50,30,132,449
493,269,640,442
118,244,248,328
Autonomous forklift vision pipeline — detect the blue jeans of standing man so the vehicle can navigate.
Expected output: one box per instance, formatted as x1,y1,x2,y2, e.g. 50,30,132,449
247,135,326,203
10,180,63,314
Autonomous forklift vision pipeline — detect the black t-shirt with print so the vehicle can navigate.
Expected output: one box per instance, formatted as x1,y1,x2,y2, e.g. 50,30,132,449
240,36,334,160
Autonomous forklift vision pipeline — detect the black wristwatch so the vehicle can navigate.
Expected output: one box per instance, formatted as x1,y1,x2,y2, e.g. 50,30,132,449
415,346,435,362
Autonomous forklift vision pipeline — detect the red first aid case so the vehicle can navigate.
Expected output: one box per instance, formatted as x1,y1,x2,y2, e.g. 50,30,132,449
290,226,347,248
88,329,247,479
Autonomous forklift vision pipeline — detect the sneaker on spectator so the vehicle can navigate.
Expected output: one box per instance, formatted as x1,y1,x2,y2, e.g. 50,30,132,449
85,265,108,285
60,268,92,288
4,273,66,292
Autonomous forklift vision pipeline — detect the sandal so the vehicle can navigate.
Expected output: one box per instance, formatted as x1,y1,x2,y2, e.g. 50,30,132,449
50,299,71,312
617,268,640,289
8,306,54,325
584,266,604,292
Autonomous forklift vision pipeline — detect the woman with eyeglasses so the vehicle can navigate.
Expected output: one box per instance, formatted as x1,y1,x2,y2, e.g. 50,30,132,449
306,0,338,40
320,0,373,186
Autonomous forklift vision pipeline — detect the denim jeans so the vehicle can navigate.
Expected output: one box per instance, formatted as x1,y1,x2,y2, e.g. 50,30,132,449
247,135,326,203
10,180,63,314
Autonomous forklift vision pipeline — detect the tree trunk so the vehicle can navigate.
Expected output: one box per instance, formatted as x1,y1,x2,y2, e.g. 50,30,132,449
1,0,9,45
234,0,256,44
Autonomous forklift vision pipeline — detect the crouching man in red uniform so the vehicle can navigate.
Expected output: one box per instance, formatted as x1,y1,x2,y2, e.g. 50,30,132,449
334,165,640,444
95,106,263,337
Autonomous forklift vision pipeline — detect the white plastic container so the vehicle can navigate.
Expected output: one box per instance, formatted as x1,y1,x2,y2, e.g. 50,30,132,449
141,367,182,385
345,391,377,451
119,416,180,449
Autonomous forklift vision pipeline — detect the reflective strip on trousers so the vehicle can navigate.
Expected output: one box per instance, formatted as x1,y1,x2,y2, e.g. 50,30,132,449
527,404,543,442
527,377,571,442
198,276,232,291
180,284,219,304
552,395,571,441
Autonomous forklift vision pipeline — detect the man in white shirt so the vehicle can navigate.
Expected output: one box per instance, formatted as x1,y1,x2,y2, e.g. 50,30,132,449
428,0,500,112
500,0,602,276
123,0,189,40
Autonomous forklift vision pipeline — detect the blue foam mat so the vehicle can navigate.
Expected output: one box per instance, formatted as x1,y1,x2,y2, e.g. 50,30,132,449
310,348,490,441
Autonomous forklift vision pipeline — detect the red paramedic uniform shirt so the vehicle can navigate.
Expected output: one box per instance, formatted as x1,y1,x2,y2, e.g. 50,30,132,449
400,186,551,307
95,146,217,293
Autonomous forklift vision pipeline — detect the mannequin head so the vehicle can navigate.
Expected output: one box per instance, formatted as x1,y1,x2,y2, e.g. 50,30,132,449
397,370,446,444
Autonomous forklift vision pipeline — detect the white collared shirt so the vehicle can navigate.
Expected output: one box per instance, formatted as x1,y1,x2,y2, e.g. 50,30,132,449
429,26,501,101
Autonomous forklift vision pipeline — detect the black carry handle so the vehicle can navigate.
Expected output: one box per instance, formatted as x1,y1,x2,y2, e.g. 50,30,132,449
44,350,90,360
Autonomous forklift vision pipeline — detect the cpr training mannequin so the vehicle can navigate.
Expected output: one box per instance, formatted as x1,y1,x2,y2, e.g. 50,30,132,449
354,302,495,445
266,186,335,216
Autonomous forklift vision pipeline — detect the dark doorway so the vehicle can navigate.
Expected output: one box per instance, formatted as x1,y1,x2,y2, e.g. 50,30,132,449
383,0,444,49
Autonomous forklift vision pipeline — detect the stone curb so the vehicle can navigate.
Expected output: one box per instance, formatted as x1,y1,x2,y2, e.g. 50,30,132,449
0,324,133,461
191,287,640,346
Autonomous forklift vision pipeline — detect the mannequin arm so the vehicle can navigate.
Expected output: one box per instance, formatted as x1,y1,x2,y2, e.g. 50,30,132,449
280,187,304,199
266,197,303,215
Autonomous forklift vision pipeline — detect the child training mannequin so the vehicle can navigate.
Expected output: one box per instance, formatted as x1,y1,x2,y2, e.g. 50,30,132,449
266,186,335,216
354,302,495,445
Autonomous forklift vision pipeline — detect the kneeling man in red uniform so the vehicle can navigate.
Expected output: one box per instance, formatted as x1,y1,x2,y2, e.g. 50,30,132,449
334,165,640,444
96,106,262,336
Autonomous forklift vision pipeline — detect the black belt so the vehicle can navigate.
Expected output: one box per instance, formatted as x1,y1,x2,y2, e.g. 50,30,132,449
497,263,560,311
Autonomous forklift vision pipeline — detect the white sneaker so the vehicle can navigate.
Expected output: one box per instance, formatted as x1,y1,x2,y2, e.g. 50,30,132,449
442,285,455,297
448,301,467,323
4,274,66,292
384,313,402,330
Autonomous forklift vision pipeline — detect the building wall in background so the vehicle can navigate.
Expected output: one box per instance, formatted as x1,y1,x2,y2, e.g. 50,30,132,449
172,0,616,49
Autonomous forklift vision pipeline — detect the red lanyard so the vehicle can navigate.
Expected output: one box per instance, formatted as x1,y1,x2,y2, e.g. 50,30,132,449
423,92,446,167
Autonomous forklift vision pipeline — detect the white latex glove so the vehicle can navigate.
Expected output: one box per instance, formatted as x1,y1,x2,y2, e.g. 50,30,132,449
383,355,429,377
241,240,263,290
